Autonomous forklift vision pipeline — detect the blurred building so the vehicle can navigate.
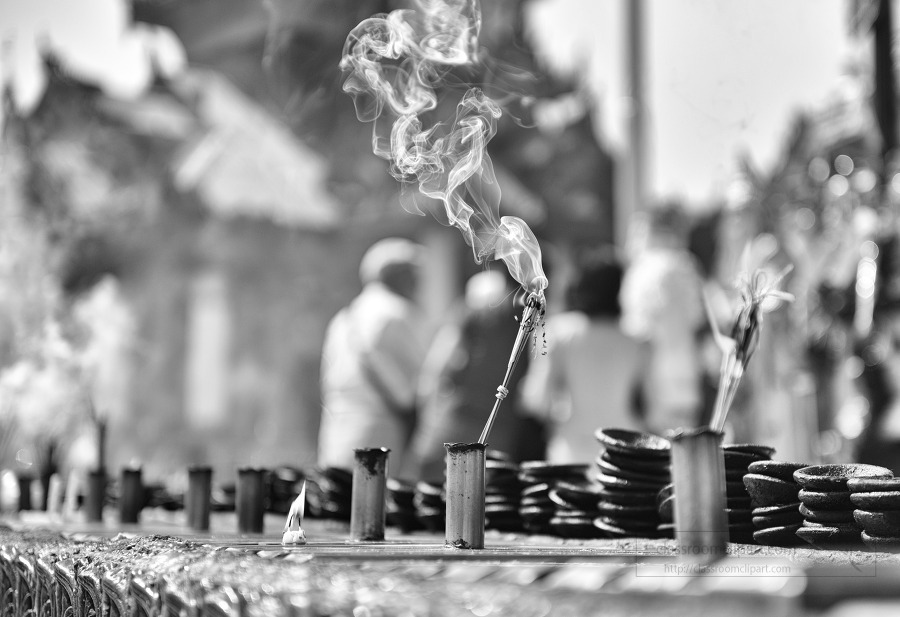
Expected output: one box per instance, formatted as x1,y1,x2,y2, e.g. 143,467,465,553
1,0,619,478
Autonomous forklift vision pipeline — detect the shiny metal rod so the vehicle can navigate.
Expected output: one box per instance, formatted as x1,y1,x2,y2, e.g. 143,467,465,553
477,295,543,445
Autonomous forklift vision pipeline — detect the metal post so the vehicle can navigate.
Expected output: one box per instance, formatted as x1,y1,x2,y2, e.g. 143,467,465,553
237,467,266,534
350,447,390,541
85,470,106,522
186,466,213,531
670,428,729,562
444,442,486,549
119,467,143,524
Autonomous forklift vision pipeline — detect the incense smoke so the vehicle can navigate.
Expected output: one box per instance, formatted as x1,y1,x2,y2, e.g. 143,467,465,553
340,0,548,297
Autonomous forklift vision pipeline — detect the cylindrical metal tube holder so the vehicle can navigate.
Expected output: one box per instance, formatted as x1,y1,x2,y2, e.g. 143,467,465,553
350,447,390,541
186,466,213,531
85,470,106,522
444,442,486,549
237,467,266,534
669,427,729,562
119,467,143,524
16,473,32,512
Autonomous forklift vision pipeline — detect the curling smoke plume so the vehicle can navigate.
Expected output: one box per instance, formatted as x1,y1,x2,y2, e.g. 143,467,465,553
341,0,548,298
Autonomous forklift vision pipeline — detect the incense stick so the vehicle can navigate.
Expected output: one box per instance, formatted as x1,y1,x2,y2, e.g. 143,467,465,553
477,294,544,445
705,263,793,433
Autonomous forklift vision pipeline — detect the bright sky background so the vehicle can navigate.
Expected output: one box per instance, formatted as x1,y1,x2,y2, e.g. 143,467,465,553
529,0,858,204
2,0,861,206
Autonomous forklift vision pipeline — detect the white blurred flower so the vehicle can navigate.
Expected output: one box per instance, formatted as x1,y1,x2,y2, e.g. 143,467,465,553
0,324,85,445
73,276,136,422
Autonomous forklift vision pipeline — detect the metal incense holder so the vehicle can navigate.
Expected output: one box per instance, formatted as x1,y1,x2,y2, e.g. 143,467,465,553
186,466,213,531
444,442,487,549
119,466,143,524
237,467,266,534
669,427,729,562
85,469,106,522
350,447,390,541
16,472,32,512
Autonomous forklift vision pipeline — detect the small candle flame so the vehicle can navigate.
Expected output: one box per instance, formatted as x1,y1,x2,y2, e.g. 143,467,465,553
281,480,307,545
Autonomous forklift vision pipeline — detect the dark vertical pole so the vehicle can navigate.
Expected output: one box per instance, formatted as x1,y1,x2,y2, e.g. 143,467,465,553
615,0,646,248
874,0,897,183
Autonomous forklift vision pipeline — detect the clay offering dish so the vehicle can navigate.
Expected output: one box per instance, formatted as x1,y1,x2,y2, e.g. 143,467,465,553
594,472,668,492
722,443,777,458
846,477,900,493
753,523,803,546
596,487,659,507
793,464,893,492
861,530,900,553
747,460,809,483
850,491,900,510
753,502,802,517
593,516,661,539
722,450,769,469
596,500,658,517
658,494,675,522
798,489,854,511
799,503,855,524
752,505,803,529
601,450,671,475
743,473,800,507
795,524,862,549
656,483,674,506
854,509,900,537
595,428,671,459
595,457,670,485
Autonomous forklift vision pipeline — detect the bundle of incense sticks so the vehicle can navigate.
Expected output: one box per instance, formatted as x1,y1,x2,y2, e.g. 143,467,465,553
478,293,545,445
706,265,793,432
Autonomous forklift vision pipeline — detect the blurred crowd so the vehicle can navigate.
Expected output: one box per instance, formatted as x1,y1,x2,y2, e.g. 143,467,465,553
314,212,724,480
316,197,900,483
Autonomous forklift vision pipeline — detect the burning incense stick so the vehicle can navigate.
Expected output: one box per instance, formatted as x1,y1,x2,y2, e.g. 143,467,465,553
478,293,544,445
705,264,793,433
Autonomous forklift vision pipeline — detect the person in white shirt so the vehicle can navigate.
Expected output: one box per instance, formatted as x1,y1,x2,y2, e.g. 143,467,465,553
520,251,643,463
317,238,428,471
619,206,707,434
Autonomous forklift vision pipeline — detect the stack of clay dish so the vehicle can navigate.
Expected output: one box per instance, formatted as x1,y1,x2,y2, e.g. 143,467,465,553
723,444,775,543
547,480,604,538
386,477,420,531
743,460,806,546
794,464,893,549
592,428,671,538
518,462,589,535
413,480,445,531
305,466,353,520
484,452,523,532
848,476,900,553
656,483,675,538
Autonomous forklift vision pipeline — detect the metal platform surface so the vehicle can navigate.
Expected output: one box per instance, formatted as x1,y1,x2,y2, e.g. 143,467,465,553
3,511,900,616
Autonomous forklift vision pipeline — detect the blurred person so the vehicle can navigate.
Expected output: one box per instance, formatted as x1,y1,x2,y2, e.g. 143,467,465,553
620,204,707,434
519,251,642,463
406,270,545,482
317,238,428,471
